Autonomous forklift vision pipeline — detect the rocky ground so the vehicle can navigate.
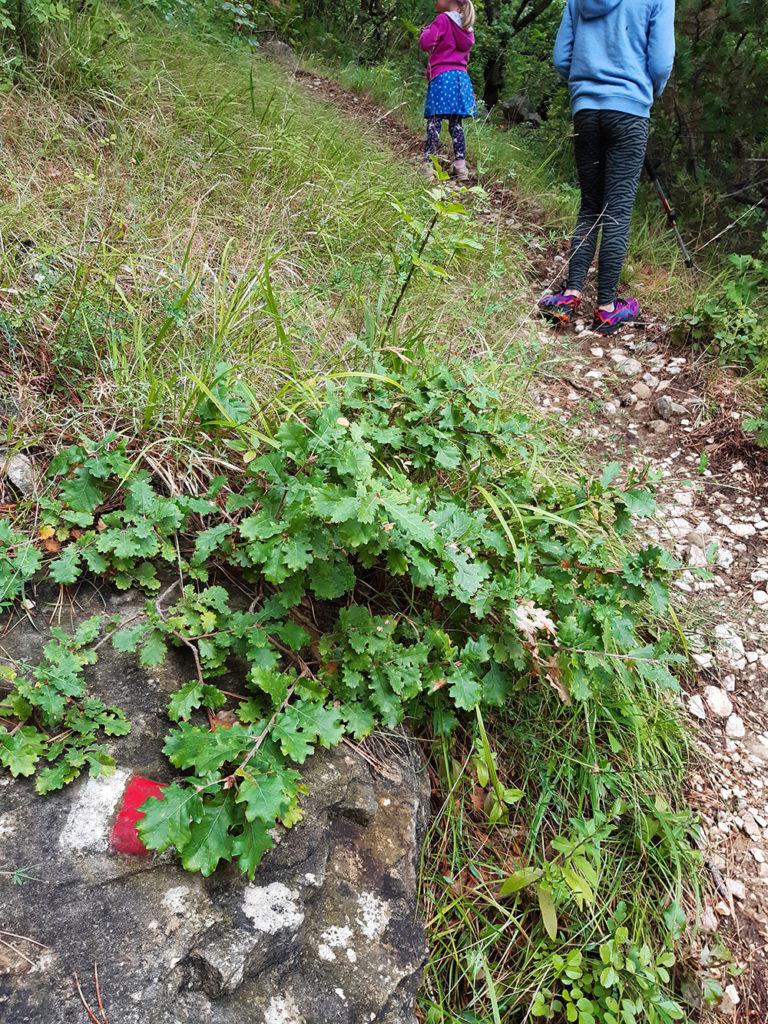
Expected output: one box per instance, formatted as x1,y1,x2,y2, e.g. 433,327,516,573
539,312,768,1023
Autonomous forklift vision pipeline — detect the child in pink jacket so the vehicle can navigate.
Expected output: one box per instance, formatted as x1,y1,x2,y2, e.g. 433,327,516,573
419,0,477,180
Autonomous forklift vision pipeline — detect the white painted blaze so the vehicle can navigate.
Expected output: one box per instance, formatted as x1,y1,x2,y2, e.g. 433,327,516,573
58,768,130,853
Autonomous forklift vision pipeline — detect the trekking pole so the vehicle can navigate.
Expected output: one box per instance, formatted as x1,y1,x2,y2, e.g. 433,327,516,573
644,155,700,284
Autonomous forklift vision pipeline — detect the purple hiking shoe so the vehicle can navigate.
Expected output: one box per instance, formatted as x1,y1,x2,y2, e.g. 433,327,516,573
591,297,639,336
538,292,581,326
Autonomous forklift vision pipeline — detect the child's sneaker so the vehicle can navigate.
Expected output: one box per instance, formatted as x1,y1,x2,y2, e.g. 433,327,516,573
538,292,580,325
421,159,437,179
590,297,639,336
451,160,469,182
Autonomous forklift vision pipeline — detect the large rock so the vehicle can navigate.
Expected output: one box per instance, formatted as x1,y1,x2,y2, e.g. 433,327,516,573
0,586,430,1023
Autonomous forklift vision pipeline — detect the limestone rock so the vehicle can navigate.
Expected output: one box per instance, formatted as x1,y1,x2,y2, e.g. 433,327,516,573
616,358,642,376
0,588,430,1024
0,451,36,495
261,39,299,68
704,686,733,719
720,984,740,1014
725,714,746,739
687,695,706,720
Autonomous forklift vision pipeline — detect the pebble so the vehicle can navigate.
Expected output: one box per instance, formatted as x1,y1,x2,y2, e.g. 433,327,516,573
632,382,652,400
729,522,756,538
752,569,768,584
643,373,660,389
649,419,670,434
720,985,740,1015
704,686,734,718
754,590,768,606
590,346,604,358
617,358,642,376
727,878,746,900
0,452,35,496
717,548,735,569
726,715,746,739
688,695,706,720
752,848,765,863
700,905,719,933
687,545,707,568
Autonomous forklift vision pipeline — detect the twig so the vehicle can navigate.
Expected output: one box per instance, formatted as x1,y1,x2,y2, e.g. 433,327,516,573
93,612,142,650
237,684,295,773
94,964,109,1024
74,972,102,1024
0,936,35,966
692,835,733,910
0,929,48,948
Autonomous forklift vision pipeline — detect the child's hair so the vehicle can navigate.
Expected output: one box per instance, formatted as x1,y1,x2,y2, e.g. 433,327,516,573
458,0,475,31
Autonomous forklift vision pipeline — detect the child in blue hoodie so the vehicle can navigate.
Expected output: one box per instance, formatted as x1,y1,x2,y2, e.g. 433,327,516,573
539,0,675,335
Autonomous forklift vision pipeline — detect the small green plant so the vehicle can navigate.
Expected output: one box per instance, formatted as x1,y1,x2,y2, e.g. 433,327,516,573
684,230,768,370
0,618,130,794
530,905,685,1024
744,402,768,447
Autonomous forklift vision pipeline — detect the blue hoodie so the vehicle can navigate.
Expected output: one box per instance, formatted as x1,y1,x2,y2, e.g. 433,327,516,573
553,0,675,119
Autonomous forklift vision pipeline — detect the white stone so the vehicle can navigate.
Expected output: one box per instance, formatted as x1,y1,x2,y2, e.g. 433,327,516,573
722,674,736,693
264,993,306,1024
753,590,768,606
714,624,745,668
704,686,733,718
725,715,746,739
687,695,706,720
751,569,768,584
720,985,740,1015
752,848,765,863
590,346,604,358
726,879,746,900
730,522,756,539
667,517,692,539
700,905,718,933
687,545,707,568
0,452,36,495
716,548,735,569
617,358,642,375
162,886,190,916
692,652,714,669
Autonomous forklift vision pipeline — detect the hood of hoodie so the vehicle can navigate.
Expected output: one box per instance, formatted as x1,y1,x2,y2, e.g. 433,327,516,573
444,11,474,50
576,0,622,19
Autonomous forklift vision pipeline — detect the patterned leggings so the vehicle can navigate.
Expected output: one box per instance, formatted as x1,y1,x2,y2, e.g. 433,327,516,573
566,109,649,306
425,115,466,160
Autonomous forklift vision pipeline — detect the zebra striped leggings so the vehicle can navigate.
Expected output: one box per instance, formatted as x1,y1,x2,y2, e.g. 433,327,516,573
566,109,649,306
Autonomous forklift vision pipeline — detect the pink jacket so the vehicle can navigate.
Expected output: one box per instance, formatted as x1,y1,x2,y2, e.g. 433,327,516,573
419,13,474,82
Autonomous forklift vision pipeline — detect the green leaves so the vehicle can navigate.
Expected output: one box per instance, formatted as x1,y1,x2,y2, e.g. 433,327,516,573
0,726,46,777
138,783,206,852
180,795,236,875
237,767,300,824
0,369,687,896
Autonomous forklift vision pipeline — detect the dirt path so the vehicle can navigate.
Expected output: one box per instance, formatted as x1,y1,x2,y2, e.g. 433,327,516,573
289,63,768,1021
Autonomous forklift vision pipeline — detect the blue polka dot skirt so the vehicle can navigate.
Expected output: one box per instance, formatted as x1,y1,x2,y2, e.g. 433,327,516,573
424,70,477,118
